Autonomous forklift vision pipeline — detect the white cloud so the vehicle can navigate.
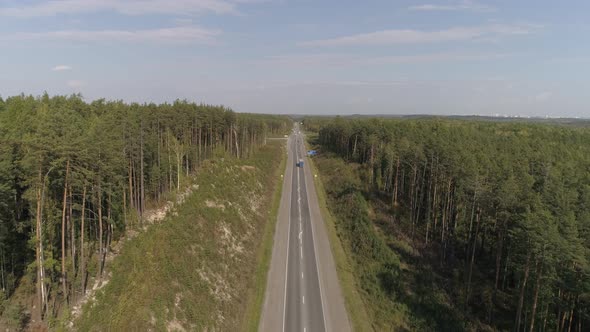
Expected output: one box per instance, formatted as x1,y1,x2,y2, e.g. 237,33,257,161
67,80,85,88
300,24,538,47
52,65,72,71
0,0,240,17
409,1,495,12
173,18,194,26
265,52,513,67
3,26,220,43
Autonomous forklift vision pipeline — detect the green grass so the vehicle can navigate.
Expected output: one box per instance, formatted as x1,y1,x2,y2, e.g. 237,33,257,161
303,133,374,332
241,142,287,332
74,142,285,331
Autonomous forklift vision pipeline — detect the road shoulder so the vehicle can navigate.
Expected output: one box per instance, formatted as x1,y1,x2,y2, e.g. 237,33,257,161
259,137,293,332
301,138,353,332
244,139,289,331
304,135,373,332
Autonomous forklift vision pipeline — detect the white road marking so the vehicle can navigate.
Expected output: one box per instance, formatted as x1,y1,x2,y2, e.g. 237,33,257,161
297,155,303,262
282,133,328,332
282,135,294,332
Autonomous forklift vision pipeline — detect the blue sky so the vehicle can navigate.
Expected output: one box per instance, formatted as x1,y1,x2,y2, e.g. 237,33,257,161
1,0,589,116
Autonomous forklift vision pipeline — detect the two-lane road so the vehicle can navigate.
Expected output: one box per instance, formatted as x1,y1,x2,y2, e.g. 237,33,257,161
260,126,350,332
284,133,325,331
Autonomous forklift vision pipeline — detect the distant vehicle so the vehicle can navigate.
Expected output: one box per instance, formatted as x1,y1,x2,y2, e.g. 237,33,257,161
284,134,288,138
307,150,317,156
297,160,304,167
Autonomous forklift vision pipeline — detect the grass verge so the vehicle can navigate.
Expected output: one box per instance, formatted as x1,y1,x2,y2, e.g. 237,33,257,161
241,141,287,331
304,133,373,332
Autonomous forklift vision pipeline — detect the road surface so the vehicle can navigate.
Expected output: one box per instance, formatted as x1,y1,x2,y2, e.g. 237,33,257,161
260,126,351,332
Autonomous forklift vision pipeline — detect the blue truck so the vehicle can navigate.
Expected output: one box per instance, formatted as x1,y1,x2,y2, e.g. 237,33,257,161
296,159,304,167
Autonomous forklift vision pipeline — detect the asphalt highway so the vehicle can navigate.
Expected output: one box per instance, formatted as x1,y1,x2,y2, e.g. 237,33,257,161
260,126,351,332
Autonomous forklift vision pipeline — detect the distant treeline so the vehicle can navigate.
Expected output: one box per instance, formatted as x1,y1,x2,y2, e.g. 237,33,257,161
306,116,590,331
300,114,590,127
0,94,289,323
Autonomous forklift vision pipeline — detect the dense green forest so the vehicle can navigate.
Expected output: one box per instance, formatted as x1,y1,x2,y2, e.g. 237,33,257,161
0,93,288,327
305,117,590,331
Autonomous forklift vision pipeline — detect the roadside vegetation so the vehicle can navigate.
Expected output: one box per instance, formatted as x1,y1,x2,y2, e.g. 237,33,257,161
242,138,287,332
303,141,373,332
75,140,285,331
305,117,590,331
0,93,289,330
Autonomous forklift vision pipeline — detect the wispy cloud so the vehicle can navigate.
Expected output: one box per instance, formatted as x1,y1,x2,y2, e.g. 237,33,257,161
173,18,195,26
265,52,514,67
52,65,72,71
2,26,221,44
0,0,241,18
300,24,539,47
409,1,495,12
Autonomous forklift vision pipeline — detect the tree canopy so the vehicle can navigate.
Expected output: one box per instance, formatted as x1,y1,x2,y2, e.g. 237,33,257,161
306,116,590,331
0,94,289,326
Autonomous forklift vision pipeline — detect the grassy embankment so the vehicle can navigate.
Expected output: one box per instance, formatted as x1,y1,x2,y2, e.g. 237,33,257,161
306,133,469,331
74,140,285,331
242,139,287,332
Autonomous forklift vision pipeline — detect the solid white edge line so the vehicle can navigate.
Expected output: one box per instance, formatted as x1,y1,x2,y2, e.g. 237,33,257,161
282,135,294,332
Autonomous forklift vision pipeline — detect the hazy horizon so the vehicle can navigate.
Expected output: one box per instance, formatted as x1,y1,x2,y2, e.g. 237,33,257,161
1,0,589,117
